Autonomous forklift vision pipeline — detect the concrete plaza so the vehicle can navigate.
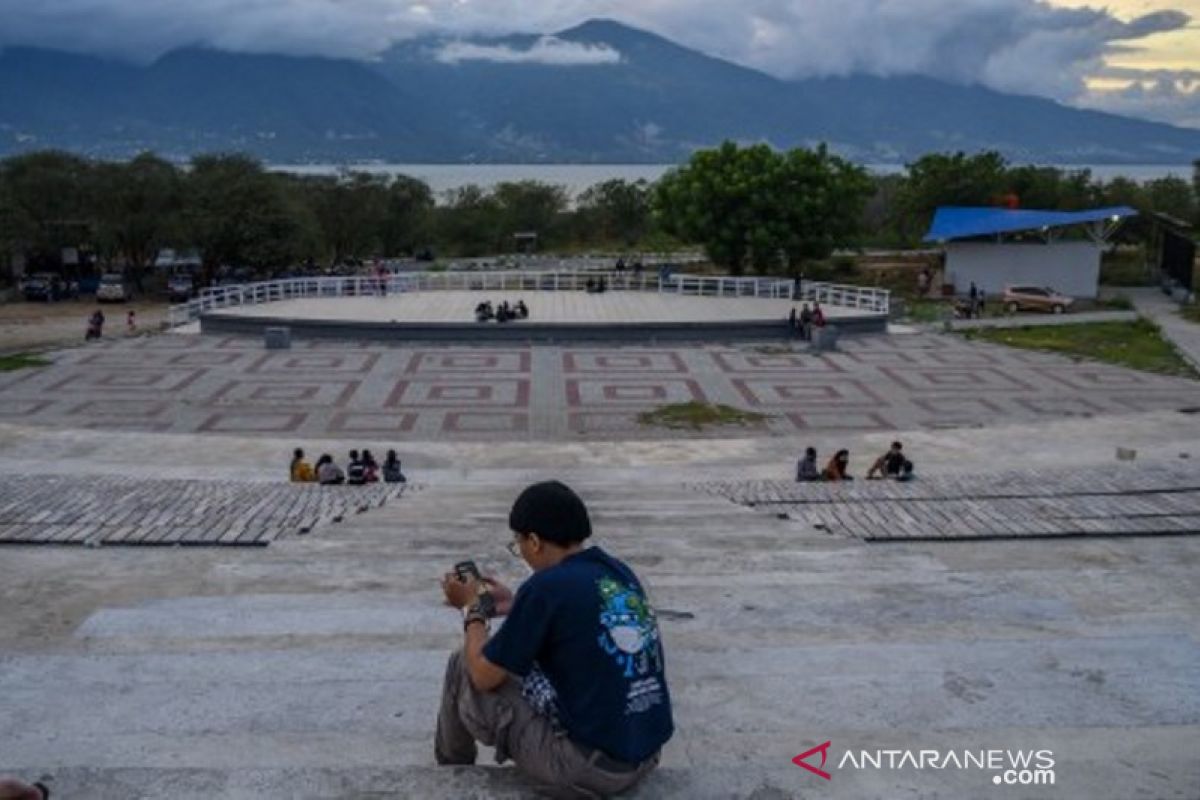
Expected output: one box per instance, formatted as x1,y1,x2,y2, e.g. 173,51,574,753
0,329,1196,442
208,291,861,325
0,325,1198,798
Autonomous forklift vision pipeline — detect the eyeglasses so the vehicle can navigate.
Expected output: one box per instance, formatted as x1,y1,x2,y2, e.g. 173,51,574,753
506,536,522,558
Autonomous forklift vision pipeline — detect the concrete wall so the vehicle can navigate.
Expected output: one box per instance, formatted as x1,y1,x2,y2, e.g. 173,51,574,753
200,314,888,343
945,241,1102,298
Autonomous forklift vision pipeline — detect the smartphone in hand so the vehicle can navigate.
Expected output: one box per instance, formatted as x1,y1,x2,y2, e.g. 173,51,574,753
454,560,482,583
453,560,496,617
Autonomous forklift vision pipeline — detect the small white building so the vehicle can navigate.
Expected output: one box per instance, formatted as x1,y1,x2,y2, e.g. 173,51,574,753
924,206,1138,299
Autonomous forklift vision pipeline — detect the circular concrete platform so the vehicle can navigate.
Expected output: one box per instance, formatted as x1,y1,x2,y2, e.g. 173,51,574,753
200,291,887,342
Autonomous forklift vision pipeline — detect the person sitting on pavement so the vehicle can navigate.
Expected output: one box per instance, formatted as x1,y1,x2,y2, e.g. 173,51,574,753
346,450,366,485
436,481,673,797
495,303,510,323
290,448,316,482
316,454,344,485
382,449,407,483
475,302,492,322
867,441,914,481
361,449,380,483
796,447,821,482
515,299,529,319
798,303,814,341
821,449,853,481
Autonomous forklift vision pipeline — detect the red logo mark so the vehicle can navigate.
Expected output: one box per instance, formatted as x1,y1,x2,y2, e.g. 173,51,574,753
793,740,833,780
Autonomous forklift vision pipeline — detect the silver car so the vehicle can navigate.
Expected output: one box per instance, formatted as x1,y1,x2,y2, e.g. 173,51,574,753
96,273,134,302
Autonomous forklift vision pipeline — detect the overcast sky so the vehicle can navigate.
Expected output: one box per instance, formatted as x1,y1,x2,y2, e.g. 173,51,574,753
1,0,1197,127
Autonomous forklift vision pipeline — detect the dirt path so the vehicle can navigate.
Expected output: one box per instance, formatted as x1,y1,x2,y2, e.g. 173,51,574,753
0,299,169,354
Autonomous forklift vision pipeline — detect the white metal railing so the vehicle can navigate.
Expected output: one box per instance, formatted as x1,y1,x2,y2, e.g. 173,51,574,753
168,271,889,327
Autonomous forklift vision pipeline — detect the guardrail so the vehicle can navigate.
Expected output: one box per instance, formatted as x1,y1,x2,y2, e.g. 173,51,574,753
168,271,889,327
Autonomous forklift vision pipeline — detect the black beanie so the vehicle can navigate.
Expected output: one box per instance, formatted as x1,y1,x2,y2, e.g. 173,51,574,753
509,481,592,545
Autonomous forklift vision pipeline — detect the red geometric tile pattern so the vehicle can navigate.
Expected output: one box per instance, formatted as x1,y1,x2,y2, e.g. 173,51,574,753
2,334,1195,441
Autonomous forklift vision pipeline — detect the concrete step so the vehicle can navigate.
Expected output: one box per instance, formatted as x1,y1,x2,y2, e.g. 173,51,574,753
4,470,1200,799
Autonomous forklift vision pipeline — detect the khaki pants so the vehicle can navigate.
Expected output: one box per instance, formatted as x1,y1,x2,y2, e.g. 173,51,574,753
435,650,660,799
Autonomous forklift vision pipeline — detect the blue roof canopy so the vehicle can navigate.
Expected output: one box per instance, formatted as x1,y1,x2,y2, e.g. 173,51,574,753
923,206,1138,243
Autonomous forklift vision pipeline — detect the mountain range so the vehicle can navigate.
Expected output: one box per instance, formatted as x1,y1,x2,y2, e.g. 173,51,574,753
1,19,1198,165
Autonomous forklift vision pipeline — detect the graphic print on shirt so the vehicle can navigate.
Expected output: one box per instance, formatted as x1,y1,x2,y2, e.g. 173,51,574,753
596,576,666,715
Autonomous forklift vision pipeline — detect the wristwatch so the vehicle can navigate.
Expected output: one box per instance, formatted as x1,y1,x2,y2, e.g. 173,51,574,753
462,603,490,631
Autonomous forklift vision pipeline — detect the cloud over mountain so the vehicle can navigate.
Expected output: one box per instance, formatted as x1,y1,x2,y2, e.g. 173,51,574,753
434,37,621,66
0,0,1195,125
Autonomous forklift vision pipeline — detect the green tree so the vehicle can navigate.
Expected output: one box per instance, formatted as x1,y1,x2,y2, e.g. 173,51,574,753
654,141,871,275
1004,166,1098,210
654,142,768,274
92,153,184,289
577,179,652,246
184,154,308,280
1099,176,1144,208
492,181,568,250
434,185,500,257
896,151,1009,240
380,175,434,256
0,150,96,272
774,146,873,273
304,171,389,266
1142,176,1197,223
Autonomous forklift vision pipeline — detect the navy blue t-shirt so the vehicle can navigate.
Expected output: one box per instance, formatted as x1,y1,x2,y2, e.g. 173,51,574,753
483,546,673,764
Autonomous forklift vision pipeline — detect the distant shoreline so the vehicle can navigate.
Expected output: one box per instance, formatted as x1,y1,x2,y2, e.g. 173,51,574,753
266,162,1195,197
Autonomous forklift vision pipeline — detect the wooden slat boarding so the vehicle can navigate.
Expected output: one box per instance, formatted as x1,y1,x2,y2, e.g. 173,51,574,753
0,476,412,547
695,465,1200,542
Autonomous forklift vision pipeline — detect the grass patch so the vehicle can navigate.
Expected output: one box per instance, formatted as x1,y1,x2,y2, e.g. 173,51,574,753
964,320,1198,379
637,402,769,431
0,353,50,371
903,298,948,323
1101,294,1134,311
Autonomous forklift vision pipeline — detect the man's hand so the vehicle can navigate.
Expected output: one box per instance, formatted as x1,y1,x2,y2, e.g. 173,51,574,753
483,577,514,616
441,572,481,609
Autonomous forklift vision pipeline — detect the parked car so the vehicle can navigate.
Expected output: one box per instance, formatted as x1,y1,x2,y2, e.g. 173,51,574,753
96,273,135,302
22,273,75,302
1002,285,1074,314
166,274,196,302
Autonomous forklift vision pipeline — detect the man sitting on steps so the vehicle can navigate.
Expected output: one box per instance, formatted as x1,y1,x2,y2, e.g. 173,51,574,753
436,480,673,798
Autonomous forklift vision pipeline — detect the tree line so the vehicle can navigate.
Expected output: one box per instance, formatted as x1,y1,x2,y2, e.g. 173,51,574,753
1,146,1197,283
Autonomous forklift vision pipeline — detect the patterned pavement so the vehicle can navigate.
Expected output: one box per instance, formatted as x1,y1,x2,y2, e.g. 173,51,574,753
1,332,1197,441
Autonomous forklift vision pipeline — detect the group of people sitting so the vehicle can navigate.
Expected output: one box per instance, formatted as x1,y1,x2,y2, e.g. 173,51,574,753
290,447,407,485
787,302,826,341
475,299,529,323
796,441,915,482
